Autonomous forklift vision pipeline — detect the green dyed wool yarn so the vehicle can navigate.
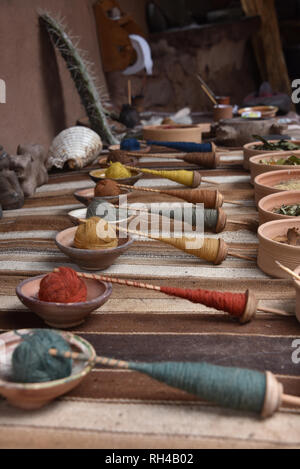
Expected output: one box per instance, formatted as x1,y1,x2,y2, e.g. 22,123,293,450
130,361,266,414
12,330,72,383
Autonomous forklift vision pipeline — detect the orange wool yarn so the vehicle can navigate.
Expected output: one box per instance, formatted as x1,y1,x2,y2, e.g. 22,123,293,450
38,267,87,303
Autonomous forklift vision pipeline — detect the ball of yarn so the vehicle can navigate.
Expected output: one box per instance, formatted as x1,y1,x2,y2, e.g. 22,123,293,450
12,330,72,383
120,139,141,151
38,267,87,303
74,217,118,250
105,162,132,179
94,179,121,197
107,150,136,166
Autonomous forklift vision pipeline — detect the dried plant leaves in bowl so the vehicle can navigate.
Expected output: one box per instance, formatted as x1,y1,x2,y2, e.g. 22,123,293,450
273,204,300,217
252,136,300,152
273,227,300,246
250,152,300,184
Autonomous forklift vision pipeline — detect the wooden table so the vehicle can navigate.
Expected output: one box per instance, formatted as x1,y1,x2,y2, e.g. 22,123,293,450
0,151,299,449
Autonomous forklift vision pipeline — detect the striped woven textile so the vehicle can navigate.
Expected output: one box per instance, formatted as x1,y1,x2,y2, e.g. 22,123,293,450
0,152,300,449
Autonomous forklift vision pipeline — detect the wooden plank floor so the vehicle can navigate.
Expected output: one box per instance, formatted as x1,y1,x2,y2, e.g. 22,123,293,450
0,151,300,449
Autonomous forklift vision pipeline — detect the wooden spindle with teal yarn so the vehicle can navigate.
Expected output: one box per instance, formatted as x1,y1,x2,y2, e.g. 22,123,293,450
49,347,295,419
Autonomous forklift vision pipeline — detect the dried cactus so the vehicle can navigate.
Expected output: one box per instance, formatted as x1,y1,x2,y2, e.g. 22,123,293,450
39,12,118,145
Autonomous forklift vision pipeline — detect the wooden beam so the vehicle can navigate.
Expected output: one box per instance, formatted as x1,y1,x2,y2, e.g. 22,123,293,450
241,0,292,97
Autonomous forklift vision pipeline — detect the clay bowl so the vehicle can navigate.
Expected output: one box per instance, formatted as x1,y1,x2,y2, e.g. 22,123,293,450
89,168,143,186
142,124,202,143
254,169,300,206
56,227,134,271
73,187,131,207
249,151,300,184
257,218,300,278
216,96,230,105
16,275,112,329
0,329,95,409
68,207,132,226
258,191,300,225
243,140,300,171
293,266,300,322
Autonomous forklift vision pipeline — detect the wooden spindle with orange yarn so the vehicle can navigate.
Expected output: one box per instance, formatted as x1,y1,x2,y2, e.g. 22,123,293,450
53,269,291,323
118,184,246,208
115,225,256,263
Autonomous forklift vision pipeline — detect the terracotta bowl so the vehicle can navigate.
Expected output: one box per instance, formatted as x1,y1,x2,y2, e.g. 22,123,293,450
258,191,300,225
254,169,300,206
89,169,142,186
142,124,202,143
73,188,131,207
0,329,95,409
293,266,300,322
16,275,112,328
56,226,134,271
257,218,300,278
243,140,300,171
68,207,132,226
249,151,300,184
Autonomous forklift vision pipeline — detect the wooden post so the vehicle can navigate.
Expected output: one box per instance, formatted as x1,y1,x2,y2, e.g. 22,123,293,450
241,0,292,99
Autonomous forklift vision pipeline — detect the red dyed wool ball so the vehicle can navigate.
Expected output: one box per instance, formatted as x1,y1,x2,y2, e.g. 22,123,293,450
39,267,87,303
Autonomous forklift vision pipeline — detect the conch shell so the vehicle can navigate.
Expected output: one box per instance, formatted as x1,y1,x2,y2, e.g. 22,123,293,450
47,126,103,170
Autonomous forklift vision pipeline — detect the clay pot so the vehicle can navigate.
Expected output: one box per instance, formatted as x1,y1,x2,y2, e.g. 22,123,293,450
0,329,95,409
56,227,134,271
254,169,300,206
258,218,300,278
258,190,300,225
73,188,131,207
142,124,202,143
243,140,300,171
89,169,142,186
293,266,300,322
16,275,112,329
216,96,230,105
213,105,233,122
249,151,300,185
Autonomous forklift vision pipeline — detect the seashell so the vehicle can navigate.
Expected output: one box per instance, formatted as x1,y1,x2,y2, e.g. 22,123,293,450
47,126,103,170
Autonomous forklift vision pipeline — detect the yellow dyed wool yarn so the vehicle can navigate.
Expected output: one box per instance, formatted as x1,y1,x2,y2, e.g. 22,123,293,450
74,217,118,250
105,162,132,179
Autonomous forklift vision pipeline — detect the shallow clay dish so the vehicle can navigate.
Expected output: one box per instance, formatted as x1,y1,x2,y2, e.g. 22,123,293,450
73,187,131,207
142,124,202,143
258,218,300,278
68,207,132,226
89,168,142,186
254,169,300,206
238,106,278,119
293,266,300,322
16,275,112,328
56,226,134,271
258,191,300,225
249,151,300,184
0,329,95,409
243,140,300,171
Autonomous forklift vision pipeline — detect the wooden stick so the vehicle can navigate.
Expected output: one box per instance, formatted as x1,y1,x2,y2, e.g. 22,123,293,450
201,84,217,105
276,261,300,281
227,251,257,262
256,306,293,317
128,80,132,106
196,74,217,100
282,393,300,407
